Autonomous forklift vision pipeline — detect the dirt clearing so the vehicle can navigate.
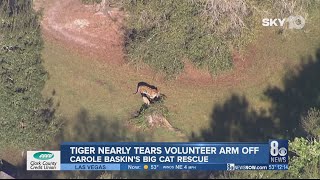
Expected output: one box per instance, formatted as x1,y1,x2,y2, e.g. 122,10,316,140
41,0,125,65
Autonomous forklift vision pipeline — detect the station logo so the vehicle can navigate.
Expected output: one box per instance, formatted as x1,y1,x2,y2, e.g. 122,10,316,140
269,140,288,164
262,16,305,29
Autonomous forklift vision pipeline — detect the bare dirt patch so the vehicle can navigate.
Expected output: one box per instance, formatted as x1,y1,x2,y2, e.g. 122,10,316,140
146,113,186,137
41,0,125,65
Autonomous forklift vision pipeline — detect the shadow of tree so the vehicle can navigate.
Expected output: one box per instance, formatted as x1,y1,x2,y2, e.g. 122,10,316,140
186,95,276,179
188,47,320,178
265,48,320,139
58,109,147,143
13,109,196,179
192,47,320,143
190,95,275,142
14,108,150,179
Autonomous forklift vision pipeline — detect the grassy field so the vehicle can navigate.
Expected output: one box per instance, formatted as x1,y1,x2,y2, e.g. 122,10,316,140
41,9,320,143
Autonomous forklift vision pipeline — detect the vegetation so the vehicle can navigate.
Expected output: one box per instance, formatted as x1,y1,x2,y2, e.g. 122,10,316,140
88,0,317,77
232,108,320,179
217,137,320,179
0,0,60,149
219,107,320,179
301,108,320,138
123,0,235,77
130,97,170,129
288,137,320,179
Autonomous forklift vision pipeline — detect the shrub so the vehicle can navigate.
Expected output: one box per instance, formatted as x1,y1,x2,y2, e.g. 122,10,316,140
123,0,234,77
216,137,320,179
301,108,320,138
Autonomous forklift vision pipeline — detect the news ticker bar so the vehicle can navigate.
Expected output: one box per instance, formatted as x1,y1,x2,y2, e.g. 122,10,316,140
60,163,288,171
27,140,289,171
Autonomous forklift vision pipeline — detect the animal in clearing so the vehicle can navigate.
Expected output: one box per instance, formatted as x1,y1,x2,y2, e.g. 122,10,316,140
134,82,160,105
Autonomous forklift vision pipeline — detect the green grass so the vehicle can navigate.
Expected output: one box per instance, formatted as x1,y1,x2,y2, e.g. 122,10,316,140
41,42,186,141
41,9,320,143
42,43,137,120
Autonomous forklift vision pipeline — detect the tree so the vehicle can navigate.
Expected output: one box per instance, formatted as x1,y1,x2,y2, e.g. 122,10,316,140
301,108,320,139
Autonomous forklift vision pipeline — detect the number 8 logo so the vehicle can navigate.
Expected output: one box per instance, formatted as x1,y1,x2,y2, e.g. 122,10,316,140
270,141,279,156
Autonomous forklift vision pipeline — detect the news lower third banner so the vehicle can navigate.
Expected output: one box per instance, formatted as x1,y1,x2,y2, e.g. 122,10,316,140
27,140,288,171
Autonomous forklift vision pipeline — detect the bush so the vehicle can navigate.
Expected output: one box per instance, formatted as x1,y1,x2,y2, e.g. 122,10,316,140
123,0,234,77
217,137,320,179
301,108,320,138
288,137,320,179
131,96,169,129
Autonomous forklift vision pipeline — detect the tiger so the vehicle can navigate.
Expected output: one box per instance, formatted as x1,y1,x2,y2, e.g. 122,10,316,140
133,82,160,101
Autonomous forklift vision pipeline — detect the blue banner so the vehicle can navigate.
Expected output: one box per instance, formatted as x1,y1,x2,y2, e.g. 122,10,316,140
59,140,288,171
